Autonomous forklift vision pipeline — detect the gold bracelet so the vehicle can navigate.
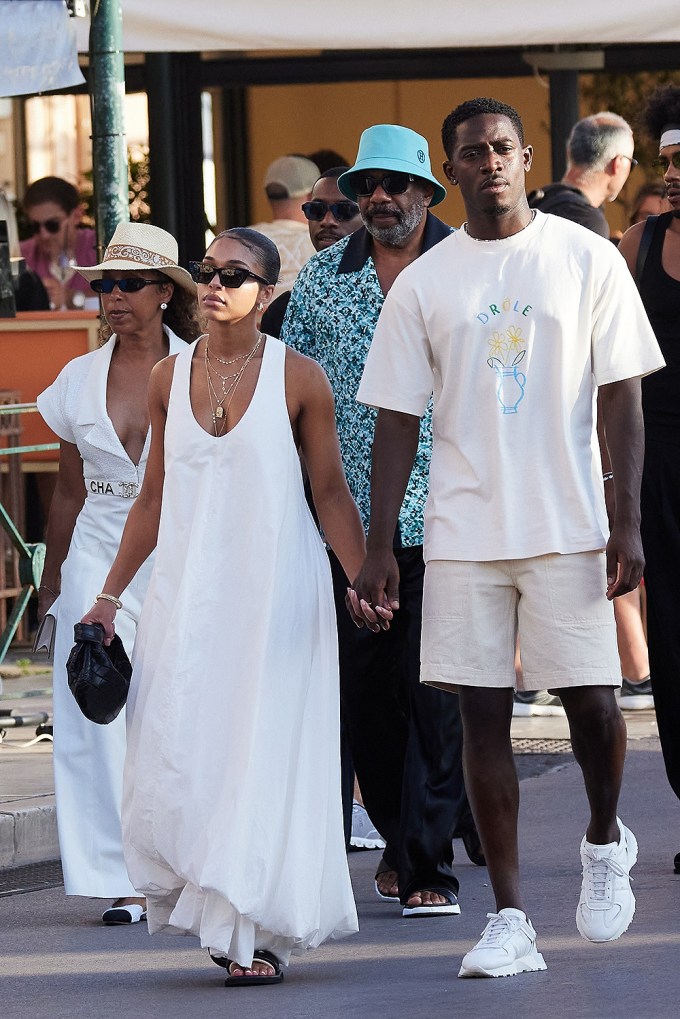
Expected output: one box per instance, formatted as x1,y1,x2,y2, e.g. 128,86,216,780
95,592,123,610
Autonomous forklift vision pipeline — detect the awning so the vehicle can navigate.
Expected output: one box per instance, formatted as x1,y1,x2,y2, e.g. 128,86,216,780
0,1,85,98
72,0,680,53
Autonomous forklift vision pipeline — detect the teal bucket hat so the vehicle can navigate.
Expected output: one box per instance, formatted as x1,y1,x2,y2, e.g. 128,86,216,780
338,124,447,207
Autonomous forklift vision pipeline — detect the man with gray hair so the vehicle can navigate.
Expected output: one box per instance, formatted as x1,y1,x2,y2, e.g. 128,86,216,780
529,112,636,238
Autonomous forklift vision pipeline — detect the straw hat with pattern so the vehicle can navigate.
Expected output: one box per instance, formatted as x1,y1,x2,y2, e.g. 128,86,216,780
75,222,196,292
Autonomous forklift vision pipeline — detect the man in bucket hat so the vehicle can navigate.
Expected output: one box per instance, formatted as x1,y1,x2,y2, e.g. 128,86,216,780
281,125,478,919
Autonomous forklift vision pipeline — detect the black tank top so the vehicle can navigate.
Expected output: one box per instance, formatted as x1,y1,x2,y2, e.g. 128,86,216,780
639,212,680,441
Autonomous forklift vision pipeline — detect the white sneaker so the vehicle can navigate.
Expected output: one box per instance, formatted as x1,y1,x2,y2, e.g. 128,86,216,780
576,817,638,942
350,801,386,850
458,908,547,978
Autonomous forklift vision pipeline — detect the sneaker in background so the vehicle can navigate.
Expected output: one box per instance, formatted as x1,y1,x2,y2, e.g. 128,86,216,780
513,690,566,717
618,677,654,711
576,817,637,942
349,801,386,850
458,908,547,978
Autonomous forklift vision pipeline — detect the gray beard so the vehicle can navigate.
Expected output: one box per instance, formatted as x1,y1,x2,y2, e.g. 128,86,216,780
364,194,425,247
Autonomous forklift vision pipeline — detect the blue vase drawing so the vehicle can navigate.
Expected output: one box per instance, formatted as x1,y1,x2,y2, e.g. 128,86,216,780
487,350,526,414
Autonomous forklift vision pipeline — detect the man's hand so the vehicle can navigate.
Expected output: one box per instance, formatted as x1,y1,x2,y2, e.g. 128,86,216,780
605,523,644,600
346,548,401,631
42,276,67,310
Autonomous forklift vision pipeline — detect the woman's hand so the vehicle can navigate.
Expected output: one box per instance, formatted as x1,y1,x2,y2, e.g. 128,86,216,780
79,600,117,645
37,585,59,624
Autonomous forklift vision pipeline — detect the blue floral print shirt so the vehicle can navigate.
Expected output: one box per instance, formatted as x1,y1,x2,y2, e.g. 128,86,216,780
280,214,452,547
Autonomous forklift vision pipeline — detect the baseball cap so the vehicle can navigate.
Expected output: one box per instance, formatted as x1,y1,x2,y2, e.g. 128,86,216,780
264,156,320,199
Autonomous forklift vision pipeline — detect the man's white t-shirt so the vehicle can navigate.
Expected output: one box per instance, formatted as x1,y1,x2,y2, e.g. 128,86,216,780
358,211,665,563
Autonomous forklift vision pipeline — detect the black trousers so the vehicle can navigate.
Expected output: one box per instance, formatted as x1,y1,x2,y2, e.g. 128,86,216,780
330,546,473,902
641,438,680,802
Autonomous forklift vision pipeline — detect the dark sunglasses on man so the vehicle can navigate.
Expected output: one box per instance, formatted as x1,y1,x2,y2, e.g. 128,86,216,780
652,152,680,175
348,172,416,197
188,262,272,288
301,200,359,223
90,277,163,294
29,217,63,235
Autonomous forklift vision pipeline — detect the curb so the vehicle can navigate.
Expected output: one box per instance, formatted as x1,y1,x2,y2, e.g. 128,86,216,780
0,803,59,870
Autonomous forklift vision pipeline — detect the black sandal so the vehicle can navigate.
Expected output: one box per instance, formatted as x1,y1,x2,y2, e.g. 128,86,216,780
218,949,284,986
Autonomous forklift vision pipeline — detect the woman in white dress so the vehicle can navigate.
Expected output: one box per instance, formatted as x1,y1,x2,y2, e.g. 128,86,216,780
37,222,200,924
81,228,377,986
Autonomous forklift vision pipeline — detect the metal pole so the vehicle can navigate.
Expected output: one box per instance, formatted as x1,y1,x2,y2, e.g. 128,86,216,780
548,70,580,182
89,0,128,256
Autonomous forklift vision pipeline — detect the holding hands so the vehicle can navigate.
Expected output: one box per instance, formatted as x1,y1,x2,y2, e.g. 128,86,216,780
346,547,401,631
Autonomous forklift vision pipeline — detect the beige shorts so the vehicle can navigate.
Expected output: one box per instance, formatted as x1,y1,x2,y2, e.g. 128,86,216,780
421,551,620,692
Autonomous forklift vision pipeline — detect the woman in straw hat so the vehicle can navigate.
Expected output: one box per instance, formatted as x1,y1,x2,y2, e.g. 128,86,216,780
80,227,381,985
37,222,201,924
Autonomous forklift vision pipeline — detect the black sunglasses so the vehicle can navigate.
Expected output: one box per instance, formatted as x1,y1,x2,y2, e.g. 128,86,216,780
652,153,680,176
90,277,162,294
301,200,360,222
348,172,416,197
29,217,63,235
188,261,272,288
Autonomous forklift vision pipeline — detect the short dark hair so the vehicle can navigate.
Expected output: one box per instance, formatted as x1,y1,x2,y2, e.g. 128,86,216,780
22,176,81,213
442,98,525,157
641,84,680,141
209,227,280,287
307,149,349,174
317,166,350,181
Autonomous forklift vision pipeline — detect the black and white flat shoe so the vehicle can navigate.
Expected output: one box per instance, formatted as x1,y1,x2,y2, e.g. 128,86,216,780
101,904,147,925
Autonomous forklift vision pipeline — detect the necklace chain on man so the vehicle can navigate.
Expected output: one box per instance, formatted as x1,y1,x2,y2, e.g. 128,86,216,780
204,333,264,436
463,209,536,240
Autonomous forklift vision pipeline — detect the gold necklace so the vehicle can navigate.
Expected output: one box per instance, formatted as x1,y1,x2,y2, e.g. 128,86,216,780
204,333,264,436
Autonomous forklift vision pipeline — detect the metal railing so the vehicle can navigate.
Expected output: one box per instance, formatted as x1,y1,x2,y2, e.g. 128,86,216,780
0,402,56,663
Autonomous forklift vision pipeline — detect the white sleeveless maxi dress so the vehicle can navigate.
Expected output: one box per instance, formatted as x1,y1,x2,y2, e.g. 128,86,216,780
122,337,358,966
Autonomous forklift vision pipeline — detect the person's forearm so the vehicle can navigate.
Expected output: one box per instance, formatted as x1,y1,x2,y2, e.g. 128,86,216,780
599,379,644,527
98,495,162,599
315,490,366,582
40,490,85,591
366,409,421,551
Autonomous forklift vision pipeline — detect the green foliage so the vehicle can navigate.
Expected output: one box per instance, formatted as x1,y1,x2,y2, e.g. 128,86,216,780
79,144,151,228
582,70,680,223
583,71,680,171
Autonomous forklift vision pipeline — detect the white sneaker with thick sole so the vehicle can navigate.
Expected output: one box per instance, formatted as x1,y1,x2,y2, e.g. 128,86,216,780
458,908,547,978
576,817,638,942
350,801,386,850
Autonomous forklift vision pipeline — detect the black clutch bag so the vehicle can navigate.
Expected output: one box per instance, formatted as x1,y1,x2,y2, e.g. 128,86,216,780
66,622,132,725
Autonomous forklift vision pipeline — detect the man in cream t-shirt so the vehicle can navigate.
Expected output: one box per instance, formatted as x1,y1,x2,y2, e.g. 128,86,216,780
353,98,664,980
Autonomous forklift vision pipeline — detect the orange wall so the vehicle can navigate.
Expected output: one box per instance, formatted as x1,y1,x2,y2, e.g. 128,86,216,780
247,76,553,230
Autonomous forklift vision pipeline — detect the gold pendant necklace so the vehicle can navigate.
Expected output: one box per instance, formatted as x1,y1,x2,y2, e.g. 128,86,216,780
204,333,264,436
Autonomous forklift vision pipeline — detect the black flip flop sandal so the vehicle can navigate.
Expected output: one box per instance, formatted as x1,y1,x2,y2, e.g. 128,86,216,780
374,859,400,902
223,949,284,987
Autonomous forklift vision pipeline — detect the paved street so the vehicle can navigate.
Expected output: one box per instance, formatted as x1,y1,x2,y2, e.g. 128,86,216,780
2,716,679,1018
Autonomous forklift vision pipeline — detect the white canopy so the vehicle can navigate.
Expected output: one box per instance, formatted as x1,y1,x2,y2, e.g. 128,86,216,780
72,1,680,53
0,1,84,98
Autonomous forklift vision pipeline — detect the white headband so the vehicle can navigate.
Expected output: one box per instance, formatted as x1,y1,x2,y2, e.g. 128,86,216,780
660,129,680,150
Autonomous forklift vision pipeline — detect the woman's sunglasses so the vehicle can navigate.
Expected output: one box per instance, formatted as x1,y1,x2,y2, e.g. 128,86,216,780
90,277,162,294
347,172,416,197
301,200,360,222
189,262,272,287
29,217,63,235
652,152,680,176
